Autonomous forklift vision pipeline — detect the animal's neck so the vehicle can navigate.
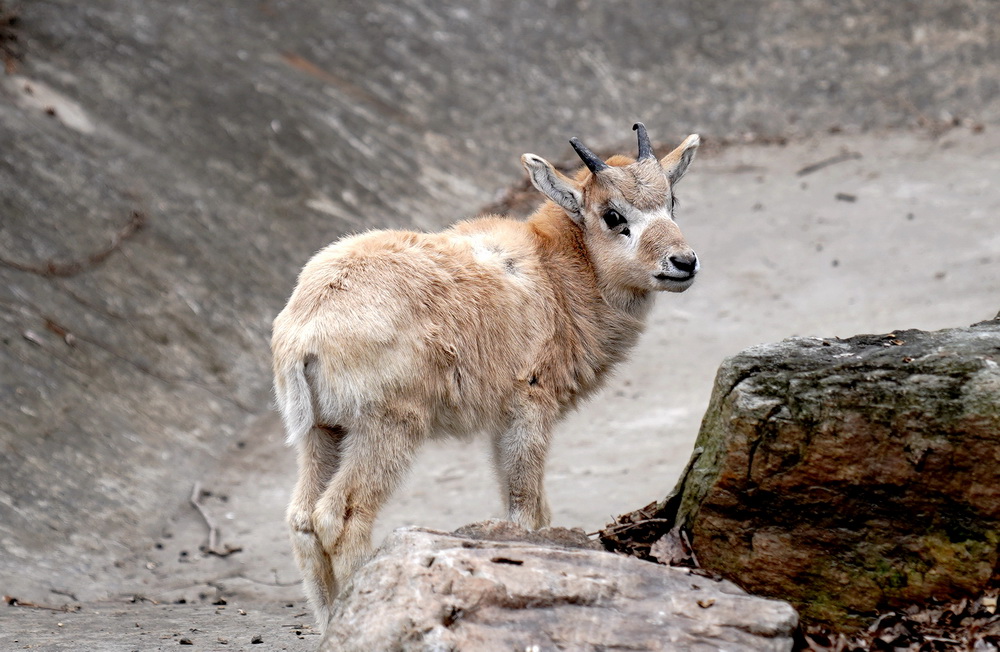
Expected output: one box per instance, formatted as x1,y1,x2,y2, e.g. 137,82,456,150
527,203,651,373
599,284,655,320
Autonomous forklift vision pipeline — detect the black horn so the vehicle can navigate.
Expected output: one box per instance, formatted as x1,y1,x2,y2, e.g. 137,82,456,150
569,137,609,173
633,122,654,159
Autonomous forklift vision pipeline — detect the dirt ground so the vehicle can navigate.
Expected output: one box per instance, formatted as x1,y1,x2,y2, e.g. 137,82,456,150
3,125,999,650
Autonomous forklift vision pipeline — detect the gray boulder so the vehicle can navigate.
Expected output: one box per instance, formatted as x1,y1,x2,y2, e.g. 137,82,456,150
672,319,1000,629
320,520,798,652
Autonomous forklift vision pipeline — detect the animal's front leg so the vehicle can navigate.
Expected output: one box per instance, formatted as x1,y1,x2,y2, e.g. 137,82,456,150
493,408,554,529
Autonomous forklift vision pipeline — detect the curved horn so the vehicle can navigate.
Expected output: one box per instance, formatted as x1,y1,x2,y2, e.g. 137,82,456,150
569,137,609,173
633,122,654,159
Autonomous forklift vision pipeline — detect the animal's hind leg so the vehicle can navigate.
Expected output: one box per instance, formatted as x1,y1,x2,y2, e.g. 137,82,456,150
311,407,422,602
286,425,344,632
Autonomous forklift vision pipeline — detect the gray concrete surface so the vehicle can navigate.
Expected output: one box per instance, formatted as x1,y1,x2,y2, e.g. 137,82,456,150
1,0,998,648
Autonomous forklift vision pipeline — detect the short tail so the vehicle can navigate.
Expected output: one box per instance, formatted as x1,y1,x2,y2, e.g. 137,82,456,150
274,355,316,446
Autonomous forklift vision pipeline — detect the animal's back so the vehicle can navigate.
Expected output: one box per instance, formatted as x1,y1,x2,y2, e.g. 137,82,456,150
272,220,556,441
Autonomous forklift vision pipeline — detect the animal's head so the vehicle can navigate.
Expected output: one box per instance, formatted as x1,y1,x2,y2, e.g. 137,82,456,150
522,123,700,295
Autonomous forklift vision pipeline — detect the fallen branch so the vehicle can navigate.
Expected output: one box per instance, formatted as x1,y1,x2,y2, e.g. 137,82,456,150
190,482,242,558
0,210,145,278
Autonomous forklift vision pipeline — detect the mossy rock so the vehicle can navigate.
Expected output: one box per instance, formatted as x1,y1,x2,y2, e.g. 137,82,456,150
672,320,1000,630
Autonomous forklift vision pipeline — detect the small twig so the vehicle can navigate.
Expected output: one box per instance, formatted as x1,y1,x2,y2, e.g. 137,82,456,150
190,482,220,553
189,483,242,557
0,210,145,278
227,573,298,588
4,595,79,612
588,517,674,537
129,594,160,605
796,152,862,177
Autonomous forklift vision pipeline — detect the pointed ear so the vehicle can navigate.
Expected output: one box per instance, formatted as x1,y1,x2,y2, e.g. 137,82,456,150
660,134,700,185
521,153,584,222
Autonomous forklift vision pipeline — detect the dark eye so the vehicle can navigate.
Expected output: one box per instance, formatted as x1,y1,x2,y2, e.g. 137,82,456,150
602,209,629,236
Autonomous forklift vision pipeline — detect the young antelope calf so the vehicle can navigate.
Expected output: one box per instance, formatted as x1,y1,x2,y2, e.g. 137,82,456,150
272,123,701,631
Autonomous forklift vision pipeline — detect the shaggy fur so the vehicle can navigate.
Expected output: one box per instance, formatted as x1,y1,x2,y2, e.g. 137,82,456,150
271,128,701,631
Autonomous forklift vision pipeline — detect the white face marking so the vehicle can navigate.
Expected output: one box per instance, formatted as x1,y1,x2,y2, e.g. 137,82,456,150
586,200,697,294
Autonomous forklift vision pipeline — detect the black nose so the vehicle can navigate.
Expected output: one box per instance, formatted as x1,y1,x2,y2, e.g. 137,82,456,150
670,253,698,275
